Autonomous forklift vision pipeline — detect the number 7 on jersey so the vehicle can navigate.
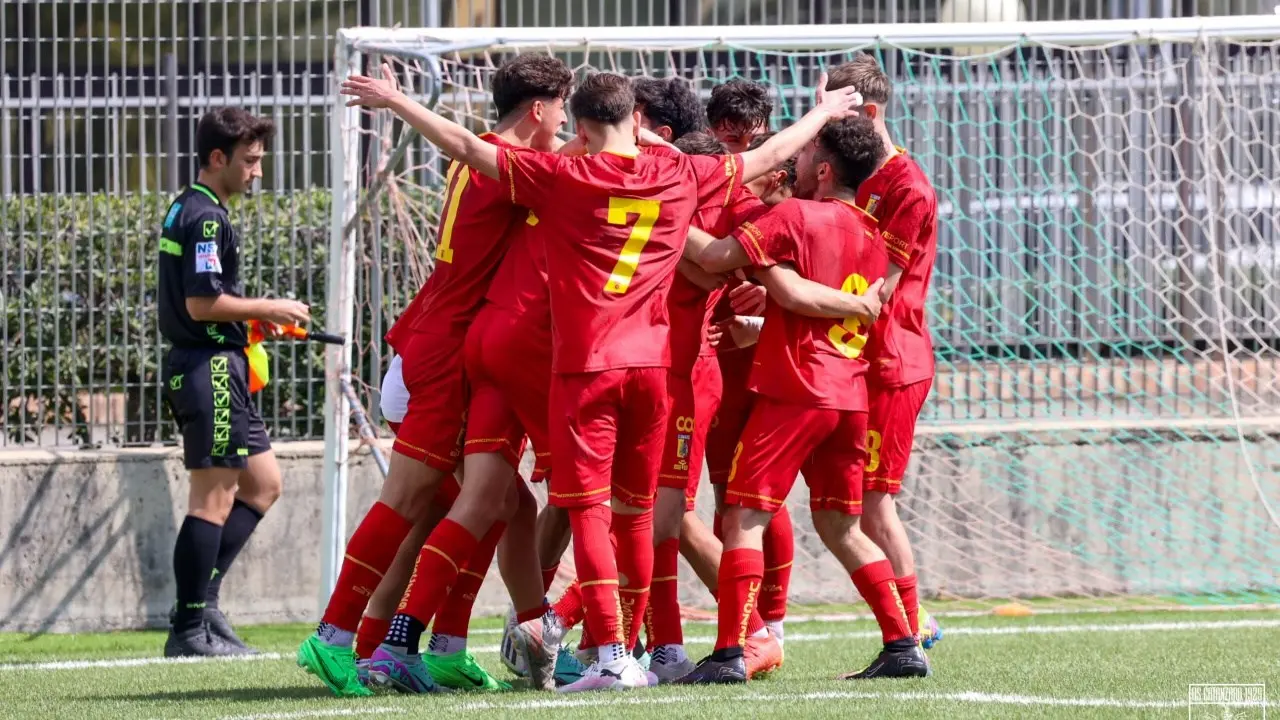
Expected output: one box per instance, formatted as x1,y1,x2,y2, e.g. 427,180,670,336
604,197,661,295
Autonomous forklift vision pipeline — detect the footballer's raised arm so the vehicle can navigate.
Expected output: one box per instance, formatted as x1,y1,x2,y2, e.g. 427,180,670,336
738,73,862,183
757,265,883,323
342,63,499,178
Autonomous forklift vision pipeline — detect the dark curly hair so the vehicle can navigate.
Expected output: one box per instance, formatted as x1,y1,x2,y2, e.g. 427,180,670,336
815,116,886,191
632,76,705,141
673,131,727,156
491,54,575,119
706,78,772,134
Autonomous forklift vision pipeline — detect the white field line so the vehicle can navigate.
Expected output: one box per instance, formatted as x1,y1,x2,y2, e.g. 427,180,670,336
4,617,1276,673
209,689,1190,720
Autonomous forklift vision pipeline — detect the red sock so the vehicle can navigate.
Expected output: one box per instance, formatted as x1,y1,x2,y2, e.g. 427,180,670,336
321,502,413,631
896,574,920,637
580,615,596,649
551,581,585,629
852,559,912,645
354,615,391,660
397,519,478,626
612,511,654,651
760,507,793,623
541,563,560,593
568,504,622,647
713,510,723,540
515,601,549,625
431,522,504,638
645,537,682,647
715,547,763,651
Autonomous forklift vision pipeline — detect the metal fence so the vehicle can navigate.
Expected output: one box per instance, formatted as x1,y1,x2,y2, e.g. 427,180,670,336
2,0,1277,447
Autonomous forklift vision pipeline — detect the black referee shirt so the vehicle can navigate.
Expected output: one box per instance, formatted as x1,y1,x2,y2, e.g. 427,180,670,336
157,182,249,349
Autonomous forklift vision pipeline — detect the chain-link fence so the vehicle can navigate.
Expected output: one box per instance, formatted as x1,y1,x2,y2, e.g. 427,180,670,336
2,0,1276,447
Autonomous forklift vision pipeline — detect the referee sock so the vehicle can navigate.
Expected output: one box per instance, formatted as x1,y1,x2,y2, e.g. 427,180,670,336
173,515,222,634
206,499,264,608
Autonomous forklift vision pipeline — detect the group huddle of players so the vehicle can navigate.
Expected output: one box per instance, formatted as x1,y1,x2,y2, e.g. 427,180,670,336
296,50,939,696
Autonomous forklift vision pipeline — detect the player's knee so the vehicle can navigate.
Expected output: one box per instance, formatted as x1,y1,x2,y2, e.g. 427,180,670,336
812,510,857,549
652,488,684,541
380,455,446,518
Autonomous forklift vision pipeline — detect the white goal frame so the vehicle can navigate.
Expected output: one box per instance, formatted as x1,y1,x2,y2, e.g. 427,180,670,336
319,15,1280,611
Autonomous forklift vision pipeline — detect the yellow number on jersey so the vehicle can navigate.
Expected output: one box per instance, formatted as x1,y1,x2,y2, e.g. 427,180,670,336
434,161,471,264
604,197,662,294
865,429,883,473
827,273,871,359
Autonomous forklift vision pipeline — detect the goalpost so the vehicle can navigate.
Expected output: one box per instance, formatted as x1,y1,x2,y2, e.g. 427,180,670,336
322,17,1280,615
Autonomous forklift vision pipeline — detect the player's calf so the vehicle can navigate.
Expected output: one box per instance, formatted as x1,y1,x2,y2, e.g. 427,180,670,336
812,510,926,680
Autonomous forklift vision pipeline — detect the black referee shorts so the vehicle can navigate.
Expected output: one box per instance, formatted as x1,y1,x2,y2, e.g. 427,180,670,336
163,347,271,470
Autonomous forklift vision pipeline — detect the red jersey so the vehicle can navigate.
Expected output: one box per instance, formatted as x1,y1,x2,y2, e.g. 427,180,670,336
385,134,527,351
483,211,551,352
733,197,888,411
496,146,744,374
855,149,938,387
669,186,769,373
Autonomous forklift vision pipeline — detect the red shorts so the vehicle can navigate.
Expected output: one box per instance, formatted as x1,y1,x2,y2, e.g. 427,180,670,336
725,396,868,516
392,331,468,472
548,367,670,510
463,307,549,478
865,379,932,495
658,355,724,511
705,348,755,485
387,422,462,509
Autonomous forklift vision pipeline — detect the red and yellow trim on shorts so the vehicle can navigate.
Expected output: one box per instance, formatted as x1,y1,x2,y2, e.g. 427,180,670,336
810,496,864,515
463,435,525,471
531,451,552,483
864,475,905,496
393,436,460,473
724,487,789,514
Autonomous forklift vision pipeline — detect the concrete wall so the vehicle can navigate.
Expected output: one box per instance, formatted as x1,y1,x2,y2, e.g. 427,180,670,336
1,429,1277,633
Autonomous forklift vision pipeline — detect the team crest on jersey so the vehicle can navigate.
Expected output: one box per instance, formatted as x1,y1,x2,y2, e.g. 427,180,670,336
866,194,881,215
194,241,222,274
674,432,692,472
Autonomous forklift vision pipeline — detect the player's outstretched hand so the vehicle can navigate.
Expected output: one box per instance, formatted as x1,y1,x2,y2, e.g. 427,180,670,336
729,282,767,316
813,72,863,119
341,62,402,109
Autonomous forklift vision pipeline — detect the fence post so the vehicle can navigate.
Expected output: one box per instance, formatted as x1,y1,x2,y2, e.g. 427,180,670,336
165,53,179,193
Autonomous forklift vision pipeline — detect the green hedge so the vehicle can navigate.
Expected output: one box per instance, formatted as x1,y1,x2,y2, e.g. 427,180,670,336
2,191,335,446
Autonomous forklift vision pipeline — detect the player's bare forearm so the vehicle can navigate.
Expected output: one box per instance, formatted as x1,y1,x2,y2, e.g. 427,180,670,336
677,259,725,292
386,95,499,179
738,106,834,183
758,265,883,323
686,226,752,273
882,263,905,300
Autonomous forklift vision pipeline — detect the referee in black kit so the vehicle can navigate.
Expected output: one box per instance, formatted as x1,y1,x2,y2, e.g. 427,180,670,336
157,108,310,657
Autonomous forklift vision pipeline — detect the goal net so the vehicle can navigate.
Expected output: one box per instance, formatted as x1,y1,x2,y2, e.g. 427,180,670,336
324,17,1280,614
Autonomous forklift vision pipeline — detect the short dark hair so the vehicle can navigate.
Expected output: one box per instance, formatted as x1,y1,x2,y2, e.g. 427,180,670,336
825,54,892,105
746,131,796,188
491,54,575,119
673,131,727,156
706,79,771,133
195,108,274,168
815,116,886,191
632,76,705,140
569,72,635,125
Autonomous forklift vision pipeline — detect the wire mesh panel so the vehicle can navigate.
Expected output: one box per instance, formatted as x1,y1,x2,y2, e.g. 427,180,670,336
331,19,1280,608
